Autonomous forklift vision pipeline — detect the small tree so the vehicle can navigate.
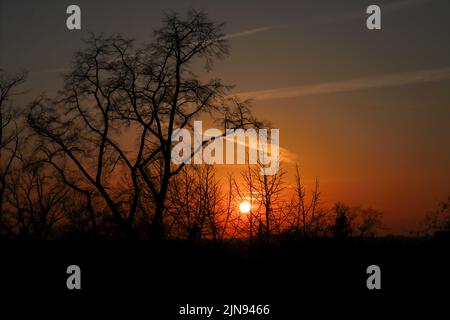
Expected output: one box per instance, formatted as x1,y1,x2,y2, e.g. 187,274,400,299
332,203,353,239
423,197,450,237
356,207,383,237
0,69,27,235
239,161,286,244
5,163,66,239
292,164,323,237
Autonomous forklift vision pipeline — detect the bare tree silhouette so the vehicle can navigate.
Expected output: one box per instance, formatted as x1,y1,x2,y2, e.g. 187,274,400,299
290,164,324,237
332,203,354,239
5,163,67,239
238,161,286,244
0,69,27,235
423,197,450,238
329,202,383,239
27,10,261,239
356,207,383,237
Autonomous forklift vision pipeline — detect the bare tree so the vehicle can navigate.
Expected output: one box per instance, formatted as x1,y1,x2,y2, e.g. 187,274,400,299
166,165,227,243
329,202,383,238
217,174,237,242
291,164,323,237
27,10,261,239
0,69,27,234
423,197,450,236
239,161,286,244
356,207,383,237
5,163,66,239
331,203,354,239
235,163,257,240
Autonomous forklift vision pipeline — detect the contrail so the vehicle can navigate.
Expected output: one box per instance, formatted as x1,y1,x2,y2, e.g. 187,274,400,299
225,0,443,35
223,26,283,40
236,66,450,101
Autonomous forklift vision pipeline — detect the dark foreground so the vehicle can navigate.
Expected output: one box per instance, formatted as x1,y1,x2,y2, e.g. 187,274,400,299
0,237,449,318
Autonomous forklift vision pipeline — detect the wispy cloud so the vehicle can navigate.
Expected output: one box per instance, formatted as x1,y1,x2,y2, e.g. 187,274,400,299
224,25,283,40
236,66,450,101
224,0,443,38
203,130,297,164
303,0,442,25
384,0,442,11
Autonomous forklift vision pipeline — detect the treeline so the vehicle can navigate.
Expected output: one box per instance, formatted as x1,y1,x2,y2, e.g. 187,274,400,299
165,163,387,243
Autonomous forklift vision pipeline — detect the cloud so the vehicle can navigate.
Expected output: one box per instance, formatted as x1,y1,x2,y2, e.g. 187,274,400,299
235,66,450,101
304,0,443,25
202,129,297,164
384,0,442,11
224,26,283,40
224,0,443,37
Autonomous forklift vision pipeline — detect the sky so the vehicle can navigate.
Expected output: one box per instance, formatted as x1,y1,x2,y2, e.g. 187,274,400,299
1,0,449,233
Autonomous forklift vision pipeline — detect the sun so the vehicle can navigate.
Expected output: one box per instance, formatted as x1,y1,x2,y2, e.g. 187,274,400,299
239,201,251,214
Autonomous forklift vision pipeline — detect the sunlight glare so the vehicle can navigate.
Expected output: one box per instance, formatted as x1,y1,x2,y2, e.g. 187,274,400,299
239,201,251,214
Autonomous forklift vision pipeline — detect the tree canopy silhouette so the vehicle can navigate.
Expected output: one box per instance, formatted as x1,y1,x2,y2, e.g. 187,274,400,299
0,69,27,235
27,10,261,239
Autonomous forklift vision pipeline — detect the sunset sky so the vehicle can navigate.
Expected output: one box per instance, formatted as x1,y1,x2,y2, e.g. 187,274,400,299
1,0,449,233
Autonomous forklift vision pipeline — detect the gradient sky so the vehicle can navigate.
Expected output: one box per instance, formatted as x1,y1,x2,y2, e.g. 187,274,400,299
1,0,449,233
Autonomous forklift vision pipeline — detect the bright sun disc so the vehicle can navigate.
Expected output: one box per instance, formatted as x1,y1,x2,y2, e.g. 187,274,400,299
239,201,251,213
